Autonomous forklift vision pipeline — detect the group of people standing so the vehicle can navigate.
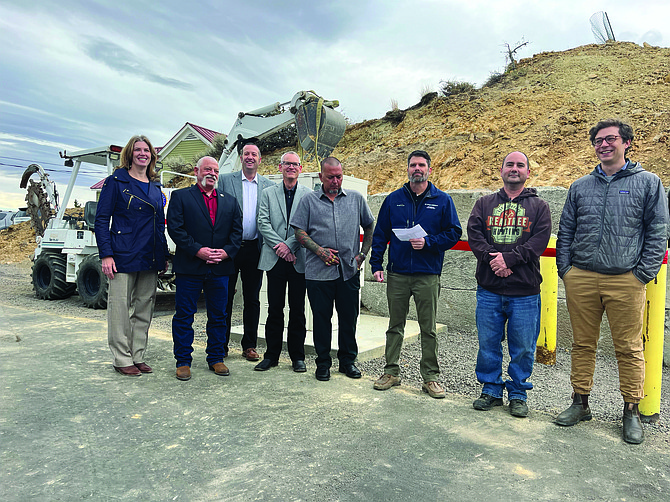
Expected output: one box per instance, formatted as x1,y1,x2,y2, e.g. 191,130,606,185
95,117,667,446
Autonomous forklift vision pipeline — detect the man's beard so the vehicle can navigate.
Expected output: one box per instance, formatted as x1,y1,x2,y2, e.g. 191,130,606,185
410,174,428,182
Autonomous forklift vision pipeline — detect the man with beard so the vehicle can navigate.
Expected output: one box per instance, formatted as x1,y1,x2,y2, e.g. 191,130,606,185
167,156,242,381
218,142,274,361
370,150,462,398
290,157,375,382
467,151,551,417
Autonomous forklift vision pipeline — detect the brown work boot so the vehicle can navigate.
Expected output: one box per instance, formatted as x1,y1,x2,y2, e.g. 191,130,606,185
209,362,230,376
622,402,644,444
422,381,446,399
176,366,191,381
373,374,401,391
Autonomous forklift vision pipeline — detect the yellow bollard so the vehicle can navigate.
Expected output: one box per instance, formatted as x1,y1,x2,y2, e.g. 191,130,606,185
639,251,668,422
536,236,557,365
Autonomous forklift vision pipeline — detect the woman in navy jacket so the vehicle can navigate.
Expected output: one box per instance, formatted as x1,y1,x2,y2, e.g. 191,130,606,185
95,135,168,376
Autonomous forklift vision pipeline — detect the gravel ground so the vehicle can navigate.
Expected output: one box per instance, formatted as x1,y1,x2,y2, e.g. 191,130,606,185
358,320,670,445
2,260,668,444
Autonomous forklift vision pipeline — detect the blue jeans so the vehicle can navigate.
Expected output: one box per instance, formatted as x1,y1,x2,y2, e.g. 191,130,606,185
172,272,229,367
475,287,541,401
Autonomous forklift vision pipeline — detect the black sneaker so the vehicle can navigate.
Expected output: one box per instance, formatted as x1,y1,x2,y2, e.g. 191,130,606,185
473,393,503,411
509,399,529,418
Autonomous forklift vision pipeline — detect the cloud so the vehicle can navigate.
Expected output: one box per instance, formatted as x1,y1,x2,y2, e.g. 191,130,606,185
638,30,663,45
0,133,81,151
82,37,194,90
0,191,28,211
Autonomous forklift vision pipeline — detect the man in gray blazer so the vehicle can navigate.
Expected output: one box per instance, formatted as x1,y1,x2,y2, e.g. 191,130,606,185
218,142,274,361
254,151,311,372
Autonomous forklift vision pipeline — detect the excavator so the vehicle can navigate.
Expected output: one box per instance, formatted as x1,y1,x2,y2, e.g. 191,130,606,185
19,90,346,308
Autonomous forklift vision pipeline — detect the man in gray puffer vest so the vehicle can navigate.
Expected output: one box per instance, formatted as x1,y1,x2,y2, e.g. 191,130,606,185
555,119,668,444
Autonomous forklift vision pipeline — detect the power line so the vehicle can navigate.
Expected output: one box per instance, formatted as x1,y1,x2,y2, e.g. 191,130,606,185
0,155,65,167
0,162,107,178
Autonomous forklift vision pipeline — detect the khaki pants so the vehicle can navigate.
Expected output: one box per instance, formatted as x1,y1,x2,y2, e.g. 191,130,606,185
563,267,646,402
107,271,158,367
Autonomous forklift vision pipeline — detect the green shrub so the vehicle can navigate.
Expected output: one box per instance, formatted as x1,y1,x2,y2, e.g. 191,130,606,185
483,71,505,88
438,80,476,97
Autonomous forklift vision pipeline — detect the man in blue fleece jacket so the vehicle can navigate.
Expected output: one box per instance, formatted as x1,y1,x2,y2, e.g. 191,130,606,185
370,150,462,398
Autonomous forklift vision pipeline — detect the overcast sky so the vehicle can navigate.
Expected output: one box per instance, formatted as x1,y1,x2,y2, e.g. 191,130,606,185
1,0,668,209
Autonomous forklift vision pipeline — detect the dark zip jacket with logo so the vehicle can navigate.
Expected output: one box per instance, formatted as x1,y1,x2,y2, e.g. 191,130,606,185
370,182,462,275
468,187,551,296
95,167,169,272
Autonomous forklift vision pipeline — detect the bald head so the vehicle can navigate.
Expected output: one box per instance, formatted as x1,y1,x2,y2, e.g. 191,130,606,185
500,151,530,194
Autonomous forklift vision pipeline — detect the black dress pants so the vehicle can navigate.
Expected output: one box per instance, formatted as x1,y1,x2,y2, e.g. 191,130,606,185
263,259,306,362
225,239,262,353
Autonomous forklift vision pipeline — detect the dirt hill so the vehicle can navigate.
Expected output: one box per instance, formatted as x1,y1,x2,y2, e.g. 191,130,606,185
273,41,670,194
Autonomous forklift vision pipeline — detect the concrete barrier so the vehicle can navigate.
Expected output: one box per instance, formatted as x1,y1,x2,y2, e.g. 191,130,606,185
363,187,670,363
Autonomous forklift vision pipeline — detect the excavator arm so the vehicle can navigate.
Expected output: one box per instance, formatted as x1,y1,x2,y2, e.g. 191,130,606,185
218,90,346,173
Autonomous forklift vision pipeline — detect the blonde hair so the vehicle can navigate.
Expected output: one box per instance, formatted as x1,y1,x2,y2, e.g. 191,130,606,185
119,135,159,179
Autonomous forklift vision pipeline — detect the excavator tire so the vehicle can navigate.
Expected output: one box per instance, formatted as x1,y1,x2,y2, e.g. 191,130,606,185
32,253,76,300
76,254,108,309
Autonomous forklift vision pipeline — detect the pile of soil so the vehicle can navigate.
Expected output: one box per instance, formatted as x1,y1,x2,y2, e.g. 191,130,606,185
0,221,36,264
0,208,86,264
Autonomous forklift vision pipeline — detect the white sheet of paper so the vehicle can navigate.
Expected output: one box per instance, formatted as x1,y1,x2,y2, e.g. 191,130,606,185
392,225,427,241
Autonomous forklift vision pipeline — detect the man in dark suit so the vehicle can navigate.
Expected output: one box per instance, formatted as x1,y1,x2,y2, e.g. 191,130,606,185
167,156,242,381
255,151,311,372
218,142,274,361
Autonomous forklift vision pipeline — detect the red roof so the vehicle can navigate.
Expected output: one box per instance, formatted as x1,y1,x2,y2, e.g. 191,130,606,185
90,179,105,189
188,123,221,143
156,122,222,157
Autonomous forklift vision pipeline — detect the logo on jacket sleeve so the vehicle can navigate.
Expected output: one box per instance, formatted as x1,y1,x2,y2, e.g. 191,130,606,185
486,203,532,244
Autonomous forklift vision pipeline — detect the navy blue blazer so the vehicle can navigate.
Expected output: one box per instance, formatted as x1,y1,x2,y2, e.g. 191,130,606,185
94,167,168,273
167,184,242,276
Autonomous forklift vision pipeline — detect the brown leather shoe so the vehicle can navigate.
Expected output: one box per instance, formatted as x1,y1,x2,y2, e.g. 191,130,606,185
134,362,153,373
374,373,401,390
209,361,230,376
176,366,191,381
243,348,260,361
114,365,142,376
422,381,446,399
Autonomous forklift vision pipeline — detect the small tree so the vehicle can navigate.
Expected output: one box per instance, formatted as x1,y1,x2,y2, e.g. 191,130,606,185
203,134,227,161
73,199,81,208
503,39,529,71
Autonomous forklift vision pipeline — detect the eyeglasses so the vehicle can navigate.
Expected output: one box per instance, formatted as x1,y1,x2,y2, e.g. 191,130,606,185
282,162,300,167
592,135,620,147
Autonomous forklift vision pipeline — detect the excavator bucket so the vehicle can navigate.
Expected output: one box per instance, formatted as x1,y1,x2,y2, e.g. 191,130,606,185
295,99,346,160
